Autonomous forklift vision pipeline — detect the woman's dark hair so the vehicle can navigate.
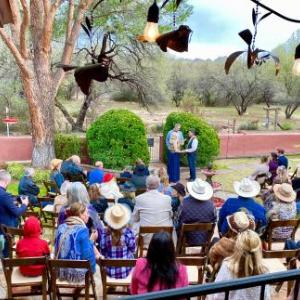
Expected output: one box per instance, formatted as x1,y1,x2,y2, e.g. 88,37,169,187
146,231,178,292
271,152,278,160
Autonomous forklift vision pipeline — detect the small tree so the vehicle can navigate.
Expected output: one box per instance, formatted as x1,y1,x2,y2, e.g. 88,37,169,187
86,109,149,169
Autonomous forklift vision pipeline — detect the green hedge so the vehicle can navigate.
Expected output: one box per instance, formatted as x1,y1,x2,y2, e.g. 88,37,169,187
163,112,220,167
86,109,150,169
54,133,83,160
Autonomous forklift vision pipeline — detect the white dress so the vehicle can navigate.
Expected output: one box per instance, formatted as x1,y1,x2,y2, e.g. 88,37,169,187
206,261,271,300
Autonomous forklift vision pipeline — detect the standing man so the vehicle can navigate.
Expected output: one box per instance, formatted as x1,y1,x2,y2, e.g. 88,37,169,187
183,129,198,181
165,123,184,183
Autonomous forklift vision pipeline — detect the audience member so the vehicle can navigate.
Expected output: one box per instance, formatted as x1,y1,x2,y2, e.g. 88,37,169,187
131,159,149,188
16,216,50,276
18,167,40,206
0,170,28,257
50,159,64,190
88,183,108,214
55,203,100,282
88,161,104,185
157,167,172,196
133,159,150,176
218,178,266,235
277,148,288,169
171,182,186,214
100,204,136,279
264,183,296,239
250,156,269,180
53,180,72,213
60,155,86,179
100,173,124,200
120,166,132,179
58,182,103,238
268,152,278,182
132,175,173,245
292,166,300,214
209,211,255,271
207,230,270,300
119,181,136,212
178,178,216,246
131,231,188,294
273,165,291,185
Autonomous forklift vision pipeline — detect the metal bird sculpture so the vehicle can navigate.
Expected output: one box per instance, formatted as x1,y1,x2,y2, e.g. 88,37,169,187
225,6,280,75
156,25,192,52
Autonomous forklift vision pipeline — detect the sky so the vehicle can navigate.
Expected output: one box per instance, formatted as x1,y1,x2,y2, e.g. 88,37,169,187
171,0,300,60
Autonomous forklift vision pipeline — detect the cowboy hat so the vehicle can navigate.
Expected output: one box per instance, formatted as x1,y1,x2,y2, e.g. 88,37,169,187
186,178,213,201
233,178,260,198
104,204,131,230
100,181,123,200
273,183,296,203
227,211,256,234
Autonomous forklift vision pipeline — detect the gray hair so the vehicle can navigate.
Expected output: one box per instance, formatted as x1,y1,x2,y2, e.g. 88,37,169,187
66,182,90,206
0,170,11,183
24,167,35,177
60,180,72,195
146,175,160,190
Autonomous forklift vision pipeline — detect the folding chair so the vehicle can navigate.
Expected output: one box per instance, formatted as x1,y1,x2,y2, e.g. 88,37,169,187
137,226,174,257
43,180,60,197
263,249,300,296
0,224,25,258
177,223,215,256
135,188,147,196
99,258,137,299
48,259,96,300
263,219,300,250
177,256,207,285
2,256,48,300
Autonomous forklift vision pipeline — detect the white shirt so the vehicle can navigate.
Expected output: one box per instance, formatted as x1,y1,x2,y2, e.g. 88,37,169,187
186,137,198,153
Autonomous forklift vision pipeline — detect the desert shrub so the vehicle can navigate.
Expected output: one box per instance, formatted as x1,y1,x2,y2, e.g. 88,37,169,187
238,122,258,131
180,90,202,114
163,112,220,167
54,133,83,160
280,122,293,131
87,109,150,169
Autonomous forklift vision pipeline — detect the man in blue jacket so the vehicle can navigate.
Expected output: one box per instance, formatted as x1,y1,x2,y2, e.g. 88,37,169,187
0,170,29,257
277,148,289,169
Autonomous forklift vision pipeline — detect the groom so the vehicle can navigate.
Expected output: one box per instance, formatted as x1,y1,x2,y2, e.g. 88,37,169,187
182,129,198,181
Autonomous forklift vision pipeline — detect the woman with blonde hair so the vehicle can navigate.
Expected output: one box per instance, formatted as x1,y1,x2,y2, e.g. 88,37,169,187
207,230,270,300
157,167,172,196
50,158,64,189
88,183,108,214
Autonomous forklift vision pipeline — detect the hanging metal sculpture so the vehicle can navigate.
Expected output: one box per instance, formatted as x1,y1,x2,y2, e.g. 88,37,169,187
225,5,280,75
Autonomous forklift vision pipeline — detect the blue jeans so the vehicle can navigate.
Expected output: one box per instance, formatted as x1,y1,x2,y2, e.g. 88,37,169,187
167,150,180,183
187,152,197,180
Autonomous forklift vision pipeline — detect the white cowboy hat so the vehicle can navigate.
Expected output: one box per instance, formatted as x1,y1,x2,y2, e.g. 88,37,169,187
227,211,256,234
233,178,260,198
104,204,131,230
273,183,296,203
186,178,213,201
100,181,123,200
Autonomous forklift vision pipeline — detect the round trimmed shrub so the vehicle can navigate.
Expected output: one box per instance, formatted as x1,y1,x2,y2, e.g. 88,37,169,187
86,109,150,169
163,112,220,167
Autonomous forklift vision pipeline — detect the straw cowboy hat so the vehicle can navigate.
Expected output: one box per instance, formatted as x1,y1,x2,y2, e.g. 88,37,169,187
233,178,260,198
50,159,63,170
227,211,256,234
100,180,123,200
104,204,131,230
273,183,296,203
187,178,213,201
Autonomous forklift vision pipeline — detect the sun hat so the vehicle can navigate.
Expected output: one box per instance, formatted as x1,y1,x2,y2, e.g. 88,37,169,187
273,183,296,203
171,182,186,197
104,204,131,230
186,178,213,201
100,180,123,199
120,181,136,192
227,211,256,234
103,173,114,183
233,178,260,198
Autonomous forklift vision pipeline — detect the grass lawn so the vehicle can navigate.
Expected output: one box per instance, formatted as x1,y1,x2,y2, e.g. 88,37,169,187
6,180,47,196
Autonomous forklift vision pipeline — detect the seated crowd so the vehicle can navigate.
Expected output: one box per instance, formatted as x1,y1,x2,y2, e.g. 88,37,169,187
0,147,300,299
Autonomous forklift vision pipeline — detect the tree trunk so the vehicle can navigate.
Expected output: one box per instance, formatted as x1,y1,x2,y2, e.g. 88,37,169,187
285,103,299,119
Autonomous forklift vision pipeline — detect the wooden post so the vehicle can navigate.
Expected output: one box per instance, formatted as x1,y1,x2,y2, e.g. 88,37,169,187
274,109,279,131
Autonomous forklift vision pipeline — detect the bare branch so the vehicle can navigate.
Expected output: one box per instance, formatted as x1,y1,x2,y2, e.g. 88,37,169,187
8,0,21,43
0,28,30,77
19,0,30,58
66,0,75,42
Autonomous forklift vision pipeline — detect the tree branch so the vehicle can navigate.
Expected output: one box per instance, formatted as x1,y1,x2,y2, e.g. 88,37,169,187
55,98,76,128
42,0,51,17
19,0,30,58
8,0,21,44
66,0,75,42
0,28,31,77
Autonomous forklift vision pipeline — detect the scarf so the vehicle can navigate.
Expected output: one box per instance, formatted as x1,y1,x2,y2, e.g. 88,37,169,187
65,216,86,226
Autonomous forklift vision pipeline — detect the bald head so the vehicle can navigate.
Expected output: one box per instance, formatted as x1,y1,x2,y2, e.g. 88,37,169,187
146,175,160,190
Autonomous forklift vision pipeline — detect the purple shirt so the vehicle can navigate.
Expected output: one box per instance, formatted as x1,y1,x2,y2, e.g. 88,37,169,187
269,160,278,181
